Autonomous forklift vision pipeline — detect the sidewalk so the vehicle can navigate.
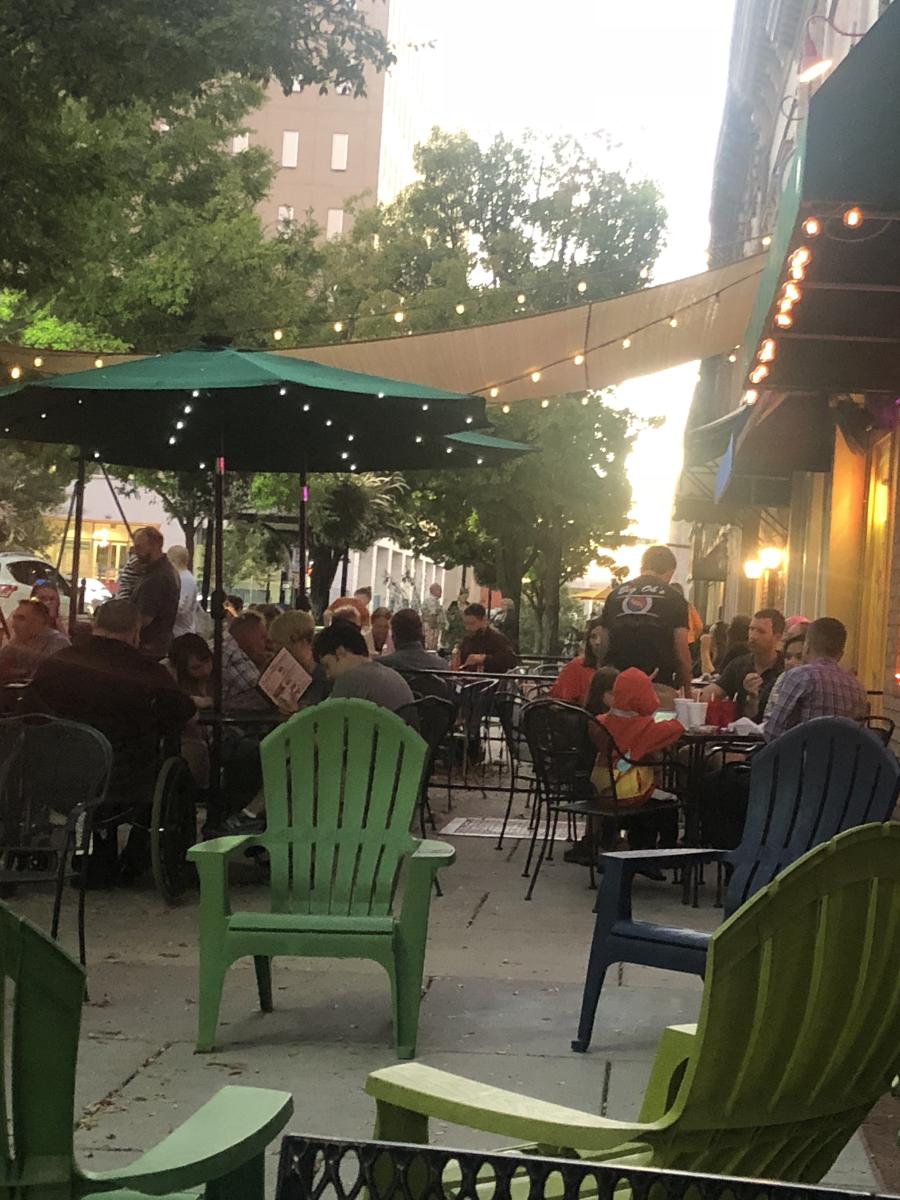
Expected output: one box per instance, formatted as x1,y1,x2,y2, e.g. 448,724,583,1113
8,782,887,1192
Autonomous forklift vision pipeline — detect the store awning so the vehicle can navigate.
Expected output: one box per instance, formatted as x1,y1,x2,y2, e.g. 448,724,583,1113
0,255,764,406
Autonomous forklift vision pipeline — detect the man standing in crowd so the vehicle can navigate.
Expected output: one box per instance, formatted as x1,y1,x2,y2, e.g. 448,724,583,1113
764,617,867,740
420,582,447,650
130,526,179,658
601,545,692,690
0,598,69,682
167,545,198,638
457,603,517,673
702,608,785,718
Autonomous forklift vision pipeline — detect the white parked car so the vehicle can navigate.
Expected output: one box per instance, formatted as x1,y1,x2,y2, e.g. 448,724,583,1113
0,553,72,628
82,577,113,614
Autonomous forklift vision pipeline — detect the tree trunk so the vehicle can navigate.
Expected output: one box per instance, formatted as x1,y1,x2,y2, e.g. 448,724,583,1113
541,530,564,655
310,545,344,618
178,512,198,570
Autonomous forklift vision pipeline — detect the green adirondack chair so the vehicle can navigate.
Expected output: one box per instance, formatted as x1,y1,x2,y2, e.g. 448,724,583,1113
189,699,454,1059
0,901,292,1200
367,822,900,1183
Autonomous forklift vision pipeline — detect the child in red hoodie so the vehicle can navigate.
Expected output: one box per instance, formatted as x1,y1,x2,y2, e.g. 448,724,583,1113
592,667,684,850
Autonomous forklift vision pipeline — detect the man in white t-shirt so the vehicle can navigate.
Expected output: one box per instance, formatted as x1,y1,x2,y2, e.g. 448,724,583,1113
167,545,198,638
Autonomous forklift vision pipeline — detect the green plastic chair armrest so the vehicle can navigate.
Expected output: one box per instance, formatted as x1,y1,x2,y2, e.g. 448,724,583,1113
81,1086,292,1195
187,835,257,861
366,1064,644,1151
410,839,456,866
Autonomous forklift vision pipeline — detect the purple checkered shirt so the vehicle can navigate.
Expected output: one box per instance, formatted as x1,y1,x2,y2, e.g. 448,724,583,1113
763,657,867,742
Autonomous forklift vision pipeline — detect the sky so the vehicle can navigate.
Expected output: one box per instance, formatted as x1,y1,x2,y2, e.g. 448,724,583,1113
427,0,736,574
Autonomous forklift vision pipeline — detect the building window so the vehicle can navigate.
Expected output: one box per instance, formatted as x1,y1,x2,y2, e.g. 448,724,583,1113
277,205,295,228
331,133,349,171
281,130,299,168
326,208,345,239
232,133,249,154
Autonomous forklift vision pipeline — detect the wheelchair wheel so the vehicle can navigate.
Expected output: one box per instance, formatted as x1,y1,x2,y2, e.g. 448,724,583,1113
150,756,197,903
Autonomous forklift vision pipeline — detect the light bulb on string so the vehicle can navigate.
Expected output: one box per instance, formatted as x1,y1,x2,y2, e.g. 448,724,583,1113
10,366,21,380
279,387,287,396
742,389,759,406
516,293,526,305
540,399,549,408
530,371,542,383
574,353,585,366
792,246,812,267
325,419,332,427
350,463,356,471
94,357,104,369
176,420,184,430
843,207,863,228
347,434,354,441
455,302,465,315
199,462,206,470
184,405,192,414
40,411,47,419
393,311,404,323
476,458,484,465
489,387,499,398
415,435,423,443
775,312,793,329
333,321,344,333
302,404,310,412
668,316,679,328
758,339,777,363
378,392,385,399
273,329,283,341
749,364,769,384
446,446,453,454
93,451,100,459
501,404,510,414
422,403,429,411
622,338,632,350
577,281,587,294
790,262,806,281
341,452,349,460
784,282,802,303
803,216,821,237
761,235,772,247
728,353,737,363
168,436,176,445
580,397,589,406
192,389,200,398
465,416,473,424
33,356,43,368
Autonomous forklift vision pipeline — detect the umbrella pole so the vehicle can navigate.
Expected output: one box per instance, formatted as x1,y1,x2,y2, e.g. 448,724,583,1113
209,456,226,829
340,549,350,595
200,518,213,610
68,456,86,638
295,464,309,611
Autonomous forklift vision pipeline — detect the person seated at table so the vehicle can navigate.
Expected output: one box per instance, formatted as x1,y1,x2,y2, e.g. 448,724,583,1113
27,599,195,883
701,608,785,719
700,614,750,677
379,608,449,699
30,581,67,634
592,667,684,856
550,618,607,705
313,621,416,720
325,595,376,654
455,603,517,673
168,633,214,708
0,597,70,683
371,606,392,655
562,666,620,865
763,616,867,741
222,610,275,713
268,609,330,708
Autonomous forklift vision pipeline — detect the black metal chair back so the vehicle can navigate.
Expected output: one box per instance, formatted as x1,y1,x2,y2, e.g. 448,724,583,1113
725,716,900,917
411,695,456,766
521,698,595,802
864,713,895,746
400,670,454,702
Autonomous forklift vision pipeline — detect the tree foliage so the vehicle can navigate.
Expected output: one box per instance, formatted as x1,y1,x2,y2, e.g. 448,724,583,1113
1,0,392,291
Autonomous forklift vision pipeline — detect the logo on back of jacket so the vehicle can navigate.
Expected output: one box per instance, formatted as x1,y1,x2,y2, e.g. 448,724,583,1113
614,583,667,617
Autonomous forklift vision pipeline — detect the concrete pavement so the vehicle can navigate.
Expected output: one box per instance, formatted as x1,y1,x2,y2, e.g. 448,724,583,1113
5,781,889,1193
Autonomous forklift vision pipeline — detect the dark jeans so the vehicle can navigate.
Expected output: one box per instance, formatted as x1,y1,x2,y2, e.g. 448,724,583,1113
700,761,751,849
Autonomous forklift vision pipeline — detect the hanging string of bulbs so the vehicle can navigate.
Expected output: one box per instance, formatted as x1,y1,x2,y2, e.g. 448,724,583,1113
739,204,877,409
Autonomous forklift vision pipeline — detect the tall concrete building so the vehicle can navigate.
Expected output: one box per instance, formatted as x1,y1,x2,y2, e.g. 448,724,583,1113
235,0,445,237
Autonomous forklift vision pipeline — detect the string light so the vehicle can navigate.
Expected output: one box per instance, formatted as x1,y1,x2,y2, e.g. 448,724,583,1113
341,451,349,459
775,311,793,329
540,398,550,408
184,404,192,414
465,416,473,424
790,262,806,281
784,282,802,303
758,339,777,363
516,293,526,305
489,387,500,398
573,353,585,366
9,366,21,380
40,412,47,419
476,457,484,465
93,450,100,459
350,463,357,471
192,389,200,398
843,207,863,228
325,419,333,427
33,356,43,368
273,328,284,341
580,396,589,406
455,303,466,315
333,321,344,333
501,404,511,414
422,403,429,411
792,246,812,266
279,386,287,396
749,364,769,384
761,235,772,247
415,435,423,443
577,281,587,294
727,353,737,363
446,446,453,454
803,216,821,237
347,434,354,441
393,311,404,323
94,357,104,368
668,317,678,328
622,338,632,350
199,461,206,470
530,371,542,383
302,403,310,412
176,420,184,430
168,436,176,445
742,389,759,406
378,392,385,399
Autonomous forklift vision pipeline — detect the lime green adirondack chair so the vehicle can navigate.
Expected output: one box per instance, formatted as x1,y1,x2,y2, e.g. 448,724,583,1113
0,901,292,1200
189,699,454,1059
367,822,900,1183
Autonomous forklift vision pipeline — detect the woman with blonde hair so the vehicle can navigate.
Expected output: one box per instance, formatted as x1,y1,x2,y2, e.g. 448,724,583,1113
269,609,330,707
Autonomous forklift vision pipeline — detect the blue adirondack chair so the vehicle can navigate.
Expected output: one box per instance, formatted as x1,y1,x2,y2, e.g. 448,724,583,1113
0,901,292,1200
572,717,900,1052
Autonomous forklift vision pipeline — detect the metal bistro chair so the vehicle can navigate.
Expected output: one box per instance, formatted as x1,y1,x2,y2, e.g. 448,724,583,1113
457,677,500,789
409,695,456,836
0,714,113,965
520,699,597,899
494,690,536,849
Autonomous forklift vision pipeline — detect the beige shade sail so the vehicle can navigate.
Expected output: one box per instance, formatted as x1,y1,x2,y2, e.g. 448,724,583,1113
0,254,763,405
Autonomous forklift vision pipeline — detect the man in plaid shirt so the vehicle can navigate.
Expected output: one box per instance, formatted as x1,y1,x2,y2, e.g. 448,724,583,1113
763,617,867,741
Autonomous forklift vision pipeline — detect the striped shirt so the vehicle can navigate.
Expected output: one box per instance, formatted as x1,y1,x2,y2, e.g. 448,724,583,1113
763,657,867,742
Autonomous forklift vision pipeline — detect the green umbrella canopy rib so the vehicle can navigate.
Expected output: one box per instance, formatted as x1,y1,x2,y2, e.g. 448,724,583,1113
0,346,529,472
